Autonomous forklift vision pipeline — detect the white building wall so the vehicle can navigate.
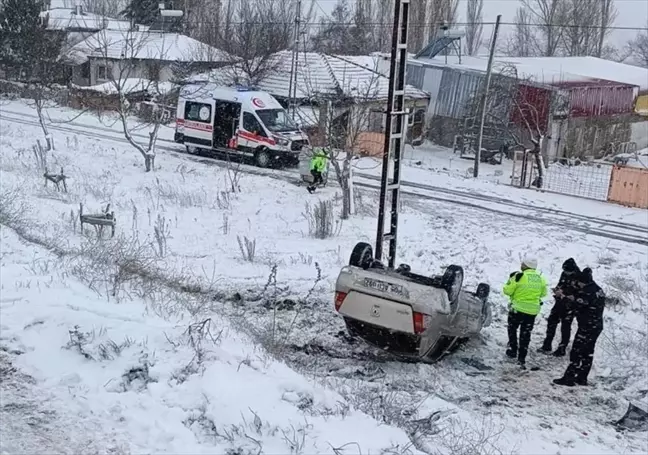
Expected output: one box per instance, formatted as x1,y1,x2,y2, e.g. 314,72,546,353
630,121,648,150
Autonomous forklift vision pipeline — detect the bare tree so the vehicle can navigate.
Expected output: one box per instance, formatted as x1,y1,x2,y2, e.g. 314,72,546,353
87,29,177,171
219,0,313,85
408,0,428,53
560,0,602,56
505,7,535,57
372,0,393,52
311,0,381,55
625,32,648,67
470,63,564,185
298,56,384,218
0,0,67,150
521,0,567,57
182,0,222,45
465,0,483,55
409,0,459,54
595,0,618,58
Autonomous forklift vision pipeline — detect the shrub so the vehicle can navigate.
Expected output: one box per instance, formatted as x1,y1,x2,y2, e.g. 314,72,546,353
303,200,341,239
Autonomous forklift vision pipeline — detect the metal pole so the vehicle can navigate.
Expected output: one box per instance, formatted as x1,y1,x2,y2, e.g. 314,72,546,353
374,0,409,267
288,0,301,119
473,14,501,178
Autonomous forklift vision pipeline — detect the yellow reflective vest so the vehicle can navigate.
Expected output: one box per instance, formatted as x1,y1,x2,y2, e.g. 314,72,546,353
503,268,548,316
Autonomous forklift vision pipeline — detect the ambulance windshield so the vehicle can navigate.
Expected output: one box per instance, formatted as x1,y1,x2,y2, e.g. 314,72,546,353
257,109,297,133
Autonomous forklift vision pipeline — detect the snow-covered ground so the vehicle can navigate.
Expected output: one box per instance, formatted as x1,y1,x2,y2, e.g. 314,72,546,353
0,229,414,454
1,101,648,454
1,99,646,227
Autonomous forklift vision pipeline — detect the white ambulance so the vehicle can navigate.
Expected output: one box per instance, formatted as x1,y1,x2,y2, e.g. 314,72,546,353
175,83,309,168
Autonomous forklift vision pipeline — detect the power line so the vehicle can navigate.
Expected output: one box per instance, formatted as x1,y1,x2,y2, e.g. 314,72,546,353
166,21,648,31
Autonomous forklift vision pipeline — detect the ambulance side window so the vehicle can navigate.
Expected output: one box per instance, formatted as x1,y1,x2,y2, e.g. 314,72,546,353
243,112,265,136
185,102,211,123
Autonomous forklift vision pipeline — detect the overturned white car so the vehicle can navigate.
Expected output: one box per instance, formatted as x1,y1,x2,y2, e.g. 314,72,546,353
334,242,492,362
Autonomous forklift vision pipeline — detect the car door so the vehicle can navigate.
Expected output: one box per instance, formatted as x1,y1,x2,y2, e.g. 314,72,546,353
213,100,241,148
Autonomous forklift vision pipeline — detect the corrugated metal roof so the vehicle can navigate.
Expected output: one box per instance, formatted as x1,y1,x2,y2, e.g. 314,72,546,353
66,30,231,65
413,55,647,91
199,51,428,102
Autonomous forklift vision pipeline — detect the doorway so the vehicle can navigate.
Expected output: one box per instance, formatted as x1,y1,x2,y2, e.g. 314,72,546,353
213,101,241,148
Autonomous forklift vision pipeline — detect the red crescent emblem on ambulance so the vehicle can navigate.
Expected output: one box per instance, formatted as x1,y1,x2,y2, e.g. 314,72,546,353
252,97,265,108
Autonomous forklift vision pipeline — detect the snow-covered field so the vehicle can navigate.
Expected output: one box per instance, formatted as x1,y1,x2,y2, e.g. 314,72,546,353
1,101,648,454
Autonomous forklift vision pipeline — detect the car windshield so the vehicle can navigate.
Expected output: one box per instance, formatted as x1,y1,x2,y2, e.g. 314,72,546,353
256,109,298,133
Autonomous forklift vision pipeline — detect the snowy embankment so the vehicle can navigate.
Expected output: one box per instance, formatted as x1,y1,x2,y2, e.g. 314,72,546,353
1,102,647,454
1,229,414,454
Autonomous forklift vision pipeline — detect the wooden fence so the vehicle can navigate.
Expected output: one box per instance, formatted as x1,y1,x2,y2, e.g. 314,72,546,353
608,165,648,209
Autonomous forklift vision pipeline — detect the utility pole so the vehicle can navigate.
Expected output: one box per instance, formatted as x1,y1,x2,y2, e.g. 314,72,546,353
374,0,410,268
288,0,301,119
473,14,501,178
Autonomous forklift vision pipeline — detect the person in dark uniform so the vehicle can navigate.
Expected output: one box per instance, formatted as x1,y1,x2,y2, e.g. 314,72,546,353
538,258,580,356
553,268,605,387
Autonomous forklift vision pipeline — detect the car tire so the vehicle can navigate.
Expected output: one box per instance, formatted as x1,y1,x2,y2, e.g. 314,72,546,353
349,242,373,269
476,283,490,301
475,283,490,301
186,145,198,155
441,265,463,305
255,148,271,168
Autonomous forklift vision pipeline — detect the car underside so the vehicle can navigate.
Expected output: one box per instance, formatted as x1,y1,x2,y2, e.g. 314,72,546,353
334,242,491,362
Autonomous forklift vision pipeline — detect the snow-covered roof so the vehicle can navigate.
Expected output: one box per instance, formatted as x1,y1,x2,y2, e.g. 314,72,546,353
72,78,176,95
196,51,428,102
413,55,648,91
66,30,231,65
41,8,132,31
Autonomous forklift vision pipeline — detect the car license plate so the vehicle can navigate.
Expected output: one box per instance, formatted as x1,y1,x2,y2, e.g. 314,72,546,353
362,277,409,299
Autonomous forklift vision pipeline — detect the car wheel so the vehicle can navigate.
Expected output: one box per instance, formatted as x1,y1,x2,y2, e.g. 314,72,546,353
186,145,198,154
476,283,490,301
255,148,271,168
441,265,463,305
349,242,373,269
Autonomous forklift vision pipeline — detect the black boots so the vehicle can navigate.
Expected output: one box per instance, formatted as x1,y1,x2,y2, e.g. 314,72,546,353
553,377,576,387
538,342,552,354
553,346,567,357
506,348,517,358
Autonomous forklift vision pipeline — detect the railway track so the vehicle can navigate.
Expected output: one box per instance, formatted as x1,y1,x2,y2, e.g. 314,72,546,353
2,108,646,246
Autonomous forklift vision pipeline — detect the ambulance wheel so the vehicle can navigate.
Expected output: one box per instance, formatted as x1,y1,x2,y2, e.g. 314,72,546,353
441,265,463,305
349,242,373,269
255,148,271,168
186,145,198,155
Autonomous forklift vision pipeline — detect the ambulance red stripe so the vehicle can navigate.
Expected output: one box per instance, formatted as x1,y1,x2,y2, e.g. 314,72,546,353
237,130,275,146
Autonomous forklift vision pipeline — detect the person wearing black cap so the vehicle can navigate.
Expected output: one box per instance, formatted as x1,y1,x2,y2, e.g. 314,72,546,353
538,258,581,356
553,268,606,387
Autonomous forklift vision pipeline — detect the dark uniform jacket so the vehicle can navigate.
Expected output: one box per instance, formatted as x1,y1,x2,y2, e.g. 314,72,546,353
554,271,579,306
573,281,606,333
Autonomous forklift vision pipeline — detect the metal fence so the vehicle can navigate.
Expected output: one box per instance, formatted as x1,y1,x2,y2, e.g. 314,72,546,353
511,151,648,208
511,151,613,201
543,162,613,201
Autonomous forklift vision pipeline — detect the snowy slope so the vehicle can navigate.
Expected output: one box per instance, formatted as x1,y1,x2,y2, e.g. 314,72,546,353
0,229,417,454
1,102,647,454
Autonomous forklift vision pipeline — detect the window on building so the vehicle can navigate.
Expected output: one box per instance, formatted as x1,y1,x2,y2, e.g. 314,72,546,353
96,64,108,81
243,112,265,136
367,110,385,133
184,102,212,123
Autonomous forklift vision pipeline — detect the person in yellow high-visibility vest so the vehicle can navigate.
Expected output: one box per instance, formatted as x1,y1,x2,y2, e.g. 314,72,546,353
503,256,548,369
307,148,328,193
